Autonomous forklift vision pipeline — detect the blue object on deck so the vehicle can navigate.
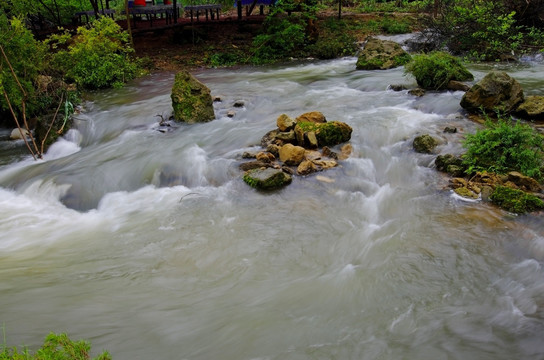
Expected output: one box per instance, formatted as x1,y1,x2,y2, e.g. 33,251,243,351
234,0,275,6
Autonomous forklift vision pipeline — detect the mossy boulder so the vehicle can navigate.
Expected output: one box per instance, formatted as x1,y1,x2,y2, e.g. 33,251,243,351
460,71,524,115
171,70,215,123
295,121,352,147
490,185,544,213
435,154,467,176
243,168,292,190
356,37,411,70
514,95,544,121
413,134,438,154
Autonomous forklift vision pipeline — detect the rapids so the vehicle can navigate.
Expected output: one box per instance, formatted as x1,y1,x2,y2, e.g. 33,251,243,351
1,56,543,360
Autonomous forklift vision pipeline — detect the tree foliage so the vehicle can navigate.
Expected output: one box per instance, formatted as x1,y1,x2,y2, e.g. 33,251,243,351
0,14,47,117
47,17,142,89
414,0,544,60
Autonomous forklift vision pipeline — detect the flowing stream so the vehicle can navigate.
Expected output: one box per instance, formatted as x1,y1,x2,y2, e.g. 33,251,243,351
1,54,544,360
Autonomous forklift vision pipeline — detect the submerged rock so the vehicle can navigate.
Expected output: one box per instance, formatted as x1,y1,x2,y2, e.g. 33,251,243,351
356,37,411,70
435,154,466,176
243,168,292,190
460,71,524,115
171,70,215,123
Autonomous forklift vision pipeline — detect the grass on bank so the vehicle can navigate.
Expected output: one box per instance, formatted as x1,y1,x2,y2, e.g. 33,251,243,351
0,333,111,360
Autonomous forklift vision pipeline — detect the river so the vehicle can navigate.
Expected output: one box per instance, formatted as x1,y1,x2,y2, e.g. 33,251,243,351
0,54,543,360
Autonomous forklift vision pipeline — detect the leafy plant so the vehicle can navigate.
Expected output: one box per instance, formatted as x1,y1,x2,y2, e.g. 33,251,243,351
47,17,142,89
0,332,111,360
404,51,473,90
462,117,544,180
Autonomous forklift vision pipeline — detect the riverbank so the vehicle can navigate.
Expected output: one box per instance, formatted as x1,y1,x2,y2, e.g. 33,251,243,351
132,11,419,71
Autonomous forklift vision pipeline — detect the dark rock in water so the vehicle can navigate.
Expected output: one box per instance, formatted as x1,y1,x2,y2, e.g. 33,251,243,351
356,37,411,70
447,80,470,92
389,84,408,91
443,126,457,133
275,130,296,143
460,71,524,115
408,88,425,97
171,70,215,123
435,154,464,172
266,144,281,157
322,146,339,160
261,129,280,148
243,168,292,190
446,164,466,177
233,100,245,108
413,134,438,154
514,95,544,121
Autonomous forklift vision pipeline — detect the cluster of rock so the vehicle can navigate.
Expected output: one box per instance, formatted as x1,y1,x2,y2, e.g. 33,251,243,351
409,70,544,213
241,111,353,190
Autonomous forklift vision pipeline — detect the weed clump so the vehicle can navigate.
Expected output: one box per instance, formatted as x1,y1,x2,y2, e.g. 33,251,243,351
462,117,544,180
404,52,473,90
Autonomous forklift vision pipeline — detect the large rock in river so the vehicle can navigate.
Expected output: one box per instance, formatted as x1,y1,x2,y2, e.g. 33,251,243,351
356,37,411,70
171,70,215,123
460,71,524,114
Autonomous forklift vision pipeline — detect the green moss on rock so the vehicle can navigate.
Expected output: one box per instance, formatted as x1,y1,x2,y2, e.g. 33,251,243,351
295,121,352,147
171,70,215,123
490,185,544,213
243,168,292,190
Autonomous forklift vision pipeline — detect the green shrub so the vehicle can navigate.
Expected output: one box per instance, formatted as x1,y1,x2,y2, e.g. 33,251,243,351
462,117,544,180
0,333,110,360
404,52,473,90
490,186,544,213
204,51,245,67
48,17,142,89
307,18,357,59
251,17,306,64
381,17,411,34
0,15,47,117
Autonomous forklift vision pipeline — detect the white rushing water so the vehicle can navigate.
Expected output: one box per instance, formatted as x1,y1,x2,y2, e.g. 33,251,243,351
0,57,543,360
